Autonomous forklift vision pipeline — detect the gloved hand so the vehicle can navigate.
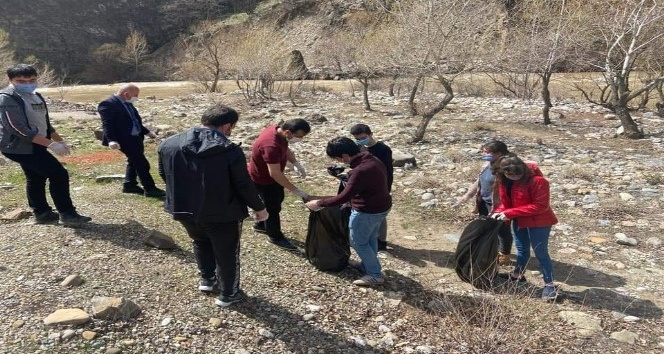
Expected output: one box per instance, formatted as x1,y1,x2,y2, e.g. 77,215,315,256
253,209,269,222
291,188,309,200
490,212,507,221
48,141,70,156
305,200,323,211
108,141,121,150
293,161,306,178
147,131,157,139
452,195,468,207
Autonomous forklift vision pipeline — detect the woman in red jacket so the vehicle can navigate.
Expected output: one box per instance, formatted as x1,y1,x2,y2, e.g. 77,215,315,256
491,155,558,300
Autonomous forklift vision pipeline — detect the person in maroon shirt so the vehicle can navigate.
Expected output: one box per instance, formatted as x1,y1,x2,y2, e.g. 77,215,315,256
306,137,391,286
248,119,311,250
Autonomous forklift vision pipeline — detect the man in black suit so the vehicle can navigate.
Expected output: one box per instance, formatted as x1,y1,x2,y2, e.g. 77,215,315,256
98,84,165,198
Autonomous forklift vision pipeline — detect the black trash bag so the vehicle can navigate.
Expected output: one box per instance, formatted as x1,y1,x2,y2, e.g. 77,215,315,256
454,216,502,290
305,206,351,272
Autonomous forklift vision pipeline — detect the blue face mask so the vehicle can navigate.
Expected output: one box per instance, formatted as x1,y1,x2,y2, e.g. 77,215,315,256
355,137,371,146
14,83,38,93
480,154,495,162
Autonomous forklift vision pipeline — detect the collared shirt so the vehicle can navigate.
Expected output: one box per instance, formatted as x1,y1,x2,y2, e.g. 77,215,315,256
114,94,140,136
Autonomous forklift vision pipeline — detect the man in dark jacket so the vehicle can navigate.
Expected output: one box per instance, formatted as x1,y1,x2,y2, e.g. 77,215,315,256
98,84,164,198
305,137,391,287
0,63,91,225
350,124,393,251
158,104,267,308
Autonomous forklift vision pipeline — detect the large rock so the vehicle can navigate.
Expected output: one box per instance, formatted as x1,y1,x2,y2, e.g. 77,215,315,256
558,311,602,335
284,50,309,80
144,230,177,250
610,330,639,344
1,208,32,221
91,297,141,320
43,308,91,325
392,149,417,168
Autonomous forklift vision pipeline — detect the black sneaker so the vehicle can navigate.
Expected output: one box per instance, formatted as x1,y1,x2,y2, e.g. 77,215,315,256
252,223,268,234
144,188,166,198
377,240,387,251
198,276,218,293
215,290,244,308
122,185,145,195
268,237,297,250
34,210,60,224
60,212,92,226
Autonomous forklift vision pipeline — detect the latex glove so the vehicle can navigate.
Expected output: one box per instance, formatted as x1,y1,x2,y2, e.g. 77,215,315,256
253,209,269,222
147,131,157,139
59,141,72,155
108,141,121,150
48,141,70,156
491,212,507,221
291,188,310,200
293,161,306,178
305,200,323,211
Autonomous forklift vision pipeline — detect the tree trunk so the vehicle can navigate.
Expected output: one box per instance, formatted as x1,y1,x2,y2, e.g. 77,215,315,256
408,75,422,116
615,105,643,138
411,76,455,143
541,72,552,125
359,77,371,111
412,114,434,143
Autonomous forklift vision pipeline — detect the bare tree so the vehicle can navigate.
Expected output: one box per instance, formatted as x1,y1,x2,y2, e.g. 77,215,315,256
588,0,664,138
382,0,501,142
180,22,227,92
0,29,15,69
122,29,149,79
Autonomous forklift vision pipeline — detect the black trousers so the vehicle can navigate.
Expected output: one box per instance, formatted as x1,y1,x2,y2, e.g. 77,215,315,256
120,137,156,190
478,200,513,254
254,182,285,240
179,219,243,297
3,146,75,215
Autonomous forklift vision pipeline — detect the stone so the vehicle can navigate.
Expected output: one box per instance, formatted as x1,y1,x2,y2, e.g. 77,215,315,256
258,328,274,339
209,317,223,327
306,113,327,123
421,192,435,200
416,345,433,353
443,234,460,243
558,311,602,335
619,192,634,201
623,315,640,322
303,314,316,321
62,329,76,340
614,233,638,246
43,309,91,325
61,274,83,287
95,175,125,183
392,149,417,168
379,325,391,333
582,195,599,204
589,237,608,244
82,331,97,340
1,208,32,221
144,230,177,250
161,317,172,326
11,319,25,329
604,113,617,120
91,297,141,321
646,237,662,247
610,330,638,344
106,348,122,354
306,305,321,312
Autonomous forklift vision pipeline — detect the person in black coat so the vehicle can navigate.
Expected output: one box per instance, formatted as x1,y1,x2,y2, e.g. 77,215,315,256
97,84,164,198
158,104,268,307
350,124,393,251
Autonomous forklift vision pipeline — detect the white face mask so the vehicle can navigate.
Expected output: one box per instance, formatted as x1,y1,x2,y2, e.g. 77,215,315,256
126,96,138,104
289,137,302,144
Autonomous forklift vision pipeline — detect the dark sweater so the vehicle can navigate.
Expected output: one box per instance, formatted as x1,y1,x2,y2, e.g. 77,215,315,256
367,141,393,192
318,152,392,213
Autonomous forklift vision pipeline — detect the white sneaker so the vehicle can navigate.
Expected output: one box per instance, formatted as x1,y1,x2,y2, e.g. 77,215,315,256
353,275,385,287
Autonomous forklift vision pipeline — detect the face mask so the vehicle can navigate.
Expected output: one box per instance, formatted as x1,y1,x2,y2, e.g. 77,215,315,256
126,97,138,104
289,137,302,143
505,174,523,181
14,83,38,93
355,137,371,146
480,154,495,162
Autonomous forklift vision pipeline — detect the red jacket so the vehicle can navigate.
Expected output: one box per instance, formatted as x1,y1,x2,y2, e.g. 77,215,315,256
493,163,557,229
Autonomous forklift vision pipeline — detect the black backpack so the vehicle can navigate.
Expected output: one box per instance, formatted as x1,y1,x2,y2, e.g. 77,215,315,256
305,206,351,272
454,216,502,290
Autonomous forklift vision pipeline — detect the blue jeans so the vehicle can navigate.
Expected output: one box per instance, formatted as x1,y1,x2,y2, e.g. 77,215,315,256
512,220,554,284
349,209,389,277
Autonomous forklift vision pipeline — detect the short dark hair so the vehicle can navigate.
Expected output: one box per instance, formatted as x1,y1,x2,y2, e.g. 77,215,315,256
350,123,372,136
200,104,239,127
7,64,38,79
482,140,509,155
326,137,361,158
280,118,311,134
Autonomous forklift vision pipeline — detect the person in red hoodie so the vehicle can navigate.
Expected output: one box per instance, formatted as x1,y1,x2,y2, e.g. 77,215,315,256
491,155,559,300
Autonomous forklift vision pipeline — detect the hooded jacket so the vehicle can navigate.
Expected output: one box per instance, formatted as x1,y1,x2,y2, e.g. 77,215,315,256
492,162,558,228
158,127,265,222
0,86,55,154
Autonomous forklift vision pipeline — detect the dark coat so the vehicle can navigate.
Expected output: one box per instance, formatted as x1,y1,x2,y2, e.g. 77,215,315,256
97,95,149,146
158,127,265,222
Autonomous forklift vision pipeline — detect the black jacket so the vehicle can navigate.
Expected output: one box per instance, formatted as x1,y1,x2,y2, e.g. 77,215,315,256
367,141,393,192
97,95,149,146
158,127,265,222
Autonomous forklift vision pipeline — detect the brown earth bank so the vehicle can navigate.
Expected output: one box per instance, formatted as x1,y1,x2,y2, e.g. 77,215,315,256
0,86,663,353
